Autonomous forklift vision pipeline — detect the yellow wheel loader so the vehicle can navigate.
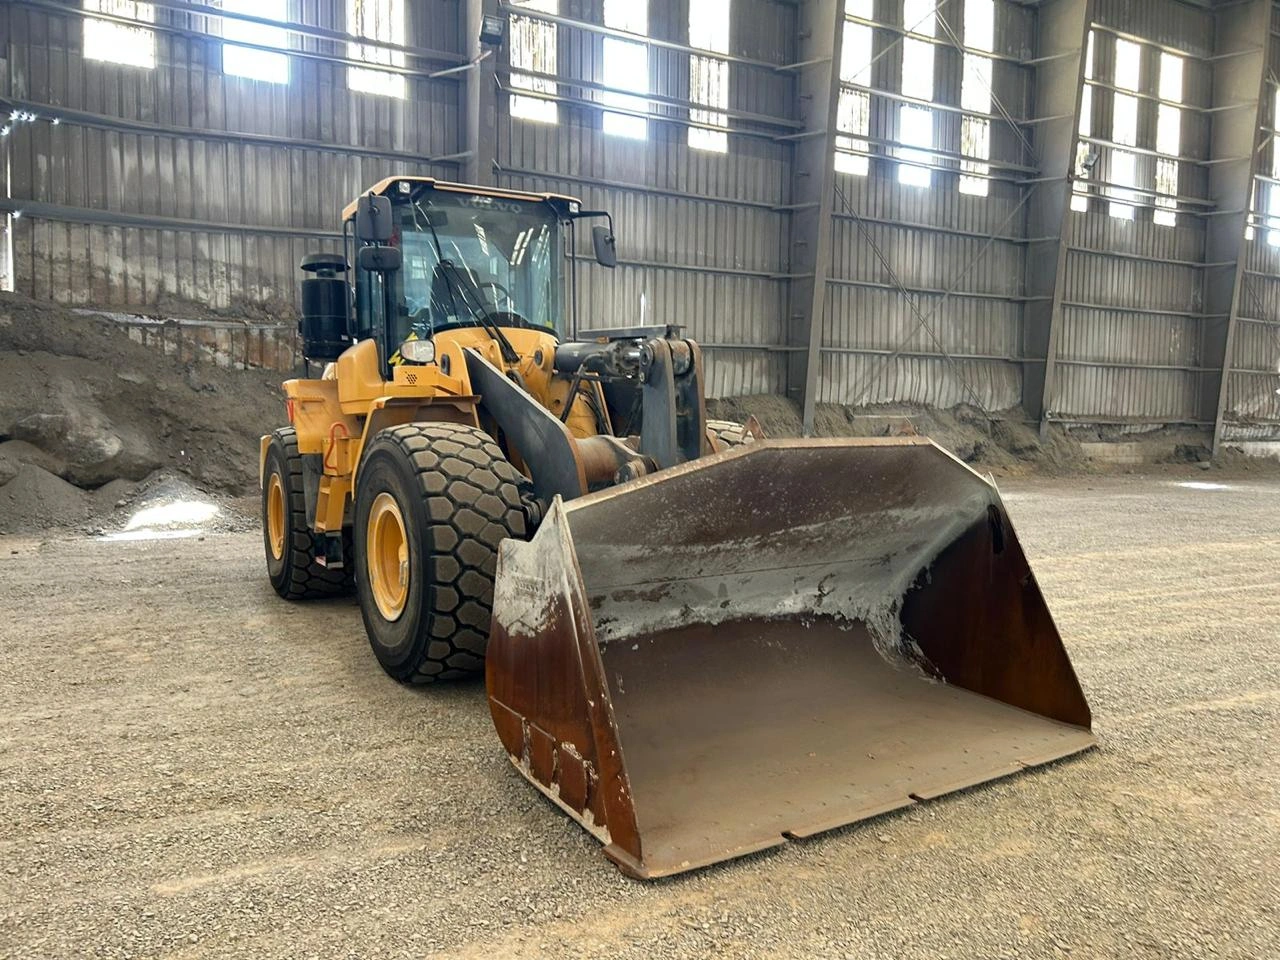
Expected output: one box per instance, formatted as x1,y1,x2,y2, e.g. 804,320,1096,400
262,177,1095,878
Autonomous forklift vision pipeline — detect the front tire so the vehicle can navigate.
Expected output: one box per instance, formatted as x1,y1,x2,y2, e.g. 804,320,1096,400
354,423,530,684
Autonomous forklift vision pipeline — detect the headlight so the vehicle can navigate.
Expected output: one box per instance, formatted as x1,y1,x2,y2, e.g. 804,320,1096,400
399,338,436,364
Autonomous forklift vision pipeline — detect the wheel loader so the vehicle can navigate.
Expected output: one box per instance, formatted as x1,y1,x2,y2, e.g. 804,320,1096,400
261,176,1095,878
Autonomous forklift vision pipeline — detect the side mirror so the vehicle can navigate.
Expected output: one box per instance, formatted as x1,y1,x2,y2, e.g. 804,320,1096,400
357,244,402,273
355,195,393,243
592,225,618,269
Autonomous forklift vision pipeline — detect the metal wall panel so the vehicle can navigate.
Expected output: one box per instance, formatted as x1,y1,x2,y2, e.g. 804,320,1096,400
1045,0,1215,425
818,0,1034,412
1224,239,1280,436
1057,306,1199,367
1092,0,1215,58
818,351,1022,410
494,0,796,397
4,0,462,308
5,0,1279,428
1052,365,1198,420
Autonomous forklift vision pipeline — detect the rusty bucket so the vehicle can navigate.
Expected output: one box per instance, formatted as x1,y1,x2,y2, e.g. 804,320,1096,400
486,438,1094,878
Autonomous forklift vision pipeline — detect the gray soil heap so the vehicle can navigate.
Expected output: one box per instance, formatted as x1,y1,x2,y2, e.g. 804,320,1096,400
0,294,289,534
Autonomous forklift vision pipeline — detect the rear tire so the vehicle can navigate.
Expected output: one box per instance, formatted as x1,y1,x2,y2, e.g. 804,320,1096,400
262,427,354,600
706,419,756,452
354,423,530,684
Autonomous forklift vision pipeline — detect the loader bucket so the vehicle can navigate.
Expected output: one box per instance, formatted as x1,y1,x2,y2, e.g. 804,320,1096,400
486,438,1094,878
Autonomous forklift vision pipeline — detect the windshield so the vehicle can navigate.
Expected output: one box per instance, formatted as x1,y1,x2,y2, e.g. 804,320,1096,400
388,189,564,342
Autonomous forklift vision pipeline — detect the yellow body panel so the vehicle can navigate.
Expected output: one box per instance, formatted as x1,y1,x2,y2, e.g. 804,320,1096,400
272,326,603,537
259,435,271,486
336,339,467,414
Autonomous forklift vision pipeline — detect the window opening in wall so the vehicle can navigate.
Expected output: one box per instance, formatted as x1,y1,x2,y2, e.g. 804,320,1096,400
1264,89,1280,248
1071,30,1095,212
1,138,11,293
1109,38,1141,221
603,0,649,140
688,0,731,152
222,0,289,84
1266,183,1280,246
0,217,12,294
1246,180,1257,241
348,0,406,98
83,0,156,69
1153,52,1182,227
1268,89,1280,246
511,0,559,123
898,0,935,187
959,0,994,196
836,0,874,176
1248,92,1280,243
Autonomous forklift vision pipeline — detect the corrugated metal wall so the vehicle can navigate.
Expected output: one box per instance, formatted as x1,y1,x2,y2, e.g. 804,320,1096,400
494,0,796,399
2,0,1279,431
1047,0,1216,426
818,0,1034,412
1,0,461,309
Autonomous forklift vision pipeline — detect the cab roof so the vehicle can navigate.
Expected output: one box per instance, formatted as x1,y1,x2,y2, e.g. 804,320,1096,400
341,177,582,221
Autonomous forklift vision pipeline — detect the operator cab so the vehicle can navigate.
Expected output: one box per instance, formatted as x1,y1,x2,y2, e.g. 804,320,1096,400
297,177,617,375
387,184,565,340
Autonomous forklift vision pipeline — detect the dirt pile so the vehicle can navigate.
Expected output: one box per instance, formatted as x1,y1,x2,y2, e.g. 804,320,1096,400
709,394,1085,475
0,293,291,534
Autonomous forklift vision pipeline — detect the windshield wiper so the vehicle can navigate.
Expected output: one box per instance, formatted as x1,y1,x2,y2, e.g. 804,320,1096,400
439,260,521,365
415,198,520,365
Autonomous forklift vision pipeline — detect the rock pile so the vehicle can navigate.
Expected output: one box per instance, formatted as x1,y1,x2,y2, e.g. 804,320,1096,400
0,293,290,534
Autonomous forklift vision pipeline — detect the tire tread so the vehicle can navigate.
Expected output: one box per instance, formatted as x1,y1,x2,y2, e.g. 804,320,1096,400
360,422,529,684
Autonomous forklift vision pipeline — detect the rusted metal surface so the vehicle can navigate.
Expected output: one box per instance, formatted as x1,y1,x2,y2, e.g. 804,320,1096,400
486,438,1095,878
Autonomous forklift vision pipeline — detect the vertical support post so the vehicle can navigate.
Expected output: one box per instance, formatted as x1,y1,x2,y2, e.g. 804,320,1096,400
1,129,12,294
1206,0,1272,454
464,0,499,186
1,3,15,293
1022,0,1093,432
786,0,845,435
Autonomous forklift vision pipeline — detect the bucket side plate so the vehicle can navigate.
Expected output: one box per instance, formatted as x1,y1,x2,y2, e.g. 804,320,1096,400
489,439,1095,878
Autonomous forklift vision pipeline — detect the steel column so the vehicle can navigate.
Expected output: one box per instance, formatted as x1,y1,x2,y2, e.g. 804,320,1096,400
465,0,500,186
787,0,846,435
1206,0,1273,454
1024,0,1094,431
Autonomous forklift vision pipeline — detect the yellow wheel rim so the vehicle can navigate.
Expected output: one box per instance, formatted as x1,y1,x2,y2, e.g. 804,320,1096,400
367,492,410,621
266,472,286,561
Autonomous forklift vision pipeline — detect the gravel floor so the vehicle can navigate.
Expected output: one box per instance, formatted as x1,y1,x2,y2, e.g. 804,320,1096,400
1,474,1277,959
